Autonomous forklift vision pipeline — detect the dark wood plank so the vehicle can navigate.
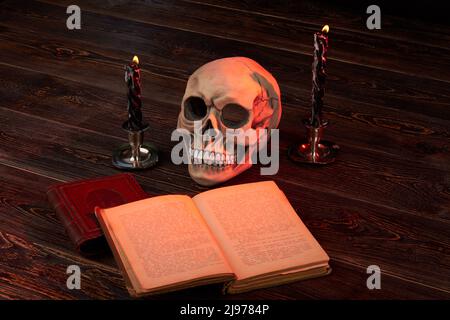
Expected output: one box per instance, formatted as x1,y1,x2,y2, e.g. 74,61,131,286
0,229,129,299
1,61,448,172
2,228,442,300
1,0,450,123
2,161,448,299
0,103,449,295
1,63,449,224
1,0,449,300
187,0,450,48
4,165,445,299
38,0,450,82
1,1,449,173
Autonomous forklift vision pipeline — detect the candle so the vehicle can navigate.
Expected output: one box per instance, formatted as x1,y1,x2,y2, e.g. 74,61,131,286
311,25,329,127
125,55,144,130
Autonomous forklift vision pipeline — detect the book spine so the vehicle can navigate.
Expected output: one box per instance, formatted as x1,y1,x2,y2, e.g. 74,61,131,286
95,207,138,297
47,187,84,252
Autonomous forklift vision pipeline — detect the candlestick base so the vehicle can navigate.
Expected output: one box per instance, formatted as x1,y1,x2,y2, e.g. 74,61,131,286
112,124,159,170
288,119,339,165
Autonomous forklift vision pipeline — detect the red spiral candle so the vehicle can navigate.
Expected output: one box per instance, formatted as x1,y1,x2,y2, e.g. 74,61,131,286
311,25,329,127
124,55,145,130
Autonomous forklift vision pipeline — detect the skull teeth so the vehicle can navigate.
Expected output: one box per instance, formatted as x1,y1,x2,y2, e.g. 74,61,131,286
190,148,236,166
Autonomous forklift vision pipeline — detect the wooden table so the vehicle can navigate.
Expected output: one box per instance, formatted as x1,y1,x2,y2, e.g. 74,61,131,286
0,0,449,299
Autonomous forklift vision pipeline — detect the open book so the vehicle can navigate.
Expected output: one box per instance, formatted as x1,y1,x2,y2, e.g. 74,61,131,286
95,181,330,297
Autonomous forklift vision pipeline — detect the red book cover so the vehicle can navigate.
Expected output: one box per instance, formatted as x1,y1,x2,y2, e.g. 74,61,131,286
47,173,148,255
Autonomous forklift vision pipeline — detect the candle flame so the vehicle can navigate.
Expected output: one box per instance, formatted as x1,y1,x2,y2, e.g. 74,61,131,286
132,55,139,65
321,25,330,34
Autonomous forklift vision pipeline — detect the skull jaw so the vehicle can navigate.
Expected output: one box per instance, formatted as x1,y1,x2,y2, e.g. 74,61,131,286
188,162,252,186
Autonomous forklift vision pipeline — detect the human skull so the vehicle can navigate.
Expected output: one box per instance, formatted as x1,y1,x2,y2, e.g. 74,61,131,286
177,57,281,186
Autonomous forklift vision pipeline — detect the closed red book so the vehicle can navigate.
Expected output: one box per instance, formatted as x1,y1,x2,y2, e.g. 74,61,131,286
47,173,148,255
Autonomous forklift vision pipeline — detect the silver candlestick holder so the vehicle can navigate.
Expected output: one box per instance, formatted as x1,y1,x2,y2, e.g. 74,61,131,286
288,119,339,165
112,123,158,170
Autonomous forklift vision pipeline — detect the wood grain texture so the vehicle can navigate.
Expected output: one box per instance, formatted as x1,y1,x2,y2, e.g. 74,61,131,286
0,101,449,297
4,164,442,300
0,0,449,299
1,64,448,223
1,1,450,121
186,0,450,49
40,0,450,82
1,1,449,169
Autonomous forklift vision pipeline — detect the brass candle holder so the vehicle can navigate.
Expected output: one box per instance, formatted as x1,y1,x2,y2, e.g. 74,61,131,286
112,123,158,170
288,119,339,165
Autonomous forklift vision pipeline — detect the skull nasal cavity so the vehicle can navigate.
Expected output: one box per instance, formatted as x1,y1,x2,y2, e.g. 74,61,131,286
184,96,207,121
202,119,214,134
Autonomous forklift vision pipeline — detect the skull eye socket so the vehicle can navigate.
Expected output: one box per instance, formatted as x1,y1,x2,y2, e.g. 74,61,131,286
221,103,250,129
184,96,208,121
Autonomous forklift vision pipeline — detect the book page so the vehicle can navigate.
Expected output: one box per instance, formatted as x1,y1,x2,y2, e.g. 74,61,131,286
101,195,233,290
193,181,329,279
